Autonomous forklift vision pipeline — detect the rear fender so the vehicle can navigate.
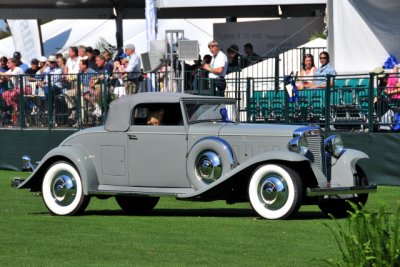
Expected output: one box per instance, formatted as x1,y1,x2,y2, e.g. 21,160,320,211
17,146,98,195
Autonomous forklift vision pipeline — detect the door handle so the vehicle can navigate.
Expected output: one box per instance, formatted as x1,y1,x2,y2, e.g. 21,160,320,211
128,134,138,140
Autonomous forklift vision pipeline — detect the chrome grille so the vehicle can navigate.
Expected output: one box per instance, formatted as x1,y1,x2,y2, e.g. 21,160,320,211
304,130,327,176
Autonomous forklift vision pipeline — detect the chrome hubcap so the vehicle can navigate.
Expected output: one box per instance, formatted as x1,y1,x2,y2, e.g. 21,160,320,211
51,172,77,206
195,151,222,184
258,175,288,210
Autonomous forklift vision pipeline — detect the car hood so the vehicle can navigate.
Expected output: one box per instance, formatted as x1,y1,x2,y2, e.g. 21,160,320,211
218,123,302,137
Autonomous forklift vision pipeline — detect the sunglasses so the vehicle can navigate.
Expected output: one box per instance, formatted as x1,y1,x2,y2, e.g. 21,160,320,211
320,57,328,59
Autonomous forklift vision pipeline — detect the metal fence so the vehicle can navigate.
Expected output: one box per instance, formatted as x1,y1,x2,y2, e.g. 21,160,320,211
0,72,115,129
1,59,399,132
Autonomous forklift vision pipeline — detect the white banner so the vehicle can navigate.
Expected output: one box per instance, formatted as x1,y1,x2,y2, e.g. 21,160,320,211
145,0,158,92
7,20,42,63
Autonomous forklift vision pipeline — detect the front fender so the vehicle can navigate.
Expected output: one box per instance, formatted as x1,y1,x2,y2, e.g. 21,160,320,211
17,145,98,195
179,150,321,199
330,149,369,187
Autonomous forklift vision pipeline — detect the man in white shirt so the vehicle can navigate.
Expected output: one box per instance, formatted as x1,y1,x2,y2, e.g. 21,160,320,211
202,40,228,96
0,57,25,88
65,46,80,75
64,47,81,121
123,43,141,94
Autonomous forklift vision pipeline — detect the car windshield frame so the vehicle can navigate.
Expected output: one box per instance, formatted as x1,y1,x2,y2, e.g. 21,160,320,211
183,101,238,124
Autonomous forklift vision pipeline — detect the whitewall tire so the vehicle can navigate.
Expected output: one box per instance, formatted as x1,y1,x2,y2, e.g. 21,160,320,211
248,164,303,220
42,161,90,215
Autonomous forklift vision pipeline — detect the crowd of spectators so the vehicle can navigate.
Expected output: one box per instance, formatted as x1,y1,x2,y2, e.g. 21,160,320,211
0,43,142,127
1,40,399,130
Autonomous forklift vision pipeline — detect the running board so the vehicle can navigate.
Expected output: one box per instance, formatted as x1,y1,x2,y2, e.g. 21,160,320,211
89,185,195,197
307,185,377,197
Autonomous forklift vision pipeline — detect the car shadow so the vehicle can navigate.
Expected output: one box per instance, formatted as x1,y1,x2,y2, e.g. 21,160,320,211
80,209,329,220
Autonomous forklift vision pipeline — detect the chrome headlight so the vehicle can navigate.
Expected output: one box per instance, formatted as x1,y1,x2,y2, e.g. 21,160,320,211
288,135,308,155
324,134,344,157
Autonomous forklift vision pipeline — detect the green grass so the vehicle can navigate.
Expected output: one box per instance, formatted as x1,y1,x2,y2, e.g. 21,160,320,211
1,170,399,266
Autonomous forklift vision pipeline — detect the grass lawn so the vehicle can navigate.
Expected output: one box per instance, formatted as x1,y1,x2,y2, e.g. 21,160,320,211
0,170,399,266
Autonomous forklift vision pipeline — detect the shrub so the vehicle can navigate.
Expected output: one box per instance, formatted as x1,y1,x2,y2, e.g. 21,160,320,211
327,202,400,267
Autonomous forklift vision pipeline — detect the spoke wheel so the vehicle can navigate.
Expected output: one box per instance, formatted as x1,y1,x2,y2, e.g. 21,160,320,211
42,161,89,215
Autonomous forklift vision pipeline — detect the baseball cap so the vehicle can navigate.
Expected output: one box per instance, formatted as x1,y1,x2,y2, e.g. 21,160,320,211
85,46,93,53
13,51,21,59
119,53,129,59
48,55,57,62
39,56,47,62
124,44,135,50
372,66,386,78
31,58,39,65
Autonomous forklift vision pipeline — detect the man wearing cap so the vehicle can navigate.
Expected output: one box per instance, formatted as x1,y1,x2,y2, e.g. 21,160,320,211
36,55,63,97
38,56,47,70
123,43,141,94
202,40,228,96
13,51,29,72
85,46,98,71
26,59,40,80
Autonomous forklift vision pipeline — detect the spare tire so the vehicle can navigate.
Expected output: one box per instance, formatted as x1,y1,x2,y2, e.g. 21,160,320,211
187,137,237,189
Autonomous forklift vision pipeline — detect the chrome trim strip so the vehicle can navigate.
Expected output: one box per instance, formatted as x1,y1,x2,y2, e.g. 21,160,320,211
306,185,378,197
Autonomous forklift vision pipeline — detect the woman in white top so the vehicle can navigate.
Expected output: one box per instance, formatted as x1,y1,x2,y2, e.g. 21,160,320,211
297,54,316,90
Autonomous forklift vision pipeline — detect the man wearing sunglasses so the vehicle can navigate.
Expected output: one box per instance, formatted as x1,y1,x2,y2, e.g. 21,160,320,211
309,51,336,89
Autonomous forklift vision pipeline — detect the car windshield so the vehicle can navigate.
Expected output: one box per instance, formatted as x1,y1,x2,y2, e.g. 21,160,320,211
185,102,237,124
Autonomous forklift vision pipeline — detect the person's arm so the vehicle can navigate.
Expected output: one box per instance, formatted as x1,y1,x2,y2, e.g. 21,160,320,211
202,64,224,75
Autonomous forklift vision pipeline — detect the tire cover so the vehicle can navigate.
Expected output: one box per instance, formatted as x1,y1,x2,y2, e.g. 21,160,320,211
187,137,236,189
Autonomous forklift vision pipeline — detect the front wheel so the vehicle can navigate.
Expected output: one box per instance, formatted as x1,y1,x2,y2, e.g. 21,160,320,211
115,196,159,215
42,161,90,215
248,164,303,220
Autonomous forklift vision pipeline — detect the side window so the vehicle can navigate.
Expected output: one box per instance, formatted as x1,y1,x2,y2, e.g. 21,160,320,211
131,103,183,126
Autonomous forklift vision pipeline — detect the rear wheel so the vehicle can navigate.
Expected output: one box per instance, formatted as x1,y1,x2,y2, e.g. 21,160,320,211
318,165,369,218
42,161,90,215
115,196,159,214
248,164,303,220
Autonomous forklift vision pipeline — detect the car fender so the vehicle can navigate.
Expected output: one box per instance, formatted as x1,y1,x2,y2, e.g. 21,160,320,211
330,149,369,187
186,136,238,189
17,146,98,195
180,150,322,199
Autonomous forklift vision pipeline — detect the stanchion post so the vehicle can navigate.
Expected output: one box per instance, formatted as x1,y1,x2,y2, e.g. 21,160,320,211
368,73,374,132
325,75,332,131
19,76,25,128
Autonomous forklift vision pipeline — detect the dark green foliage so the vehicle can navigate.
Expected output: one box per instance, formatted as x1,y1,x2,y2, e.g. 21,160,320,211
327,202,400,267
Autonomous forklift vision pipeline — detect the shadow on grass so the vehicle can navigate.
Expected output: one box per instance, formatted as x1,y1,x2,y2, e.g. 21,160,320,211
31,209,329,220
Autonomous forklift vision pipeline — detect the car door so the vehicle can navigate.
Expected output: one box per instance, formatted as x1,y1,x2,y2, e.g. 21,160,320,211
127,103,190,188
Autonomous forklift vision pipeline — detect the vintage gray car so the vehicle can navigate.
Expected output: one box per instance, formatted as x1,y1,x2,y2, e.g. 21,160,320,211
14,93,377,219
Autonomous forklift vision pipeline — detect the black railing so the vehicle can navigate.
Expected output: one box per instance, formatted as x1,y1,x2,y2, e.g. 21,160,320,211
1,68,399,132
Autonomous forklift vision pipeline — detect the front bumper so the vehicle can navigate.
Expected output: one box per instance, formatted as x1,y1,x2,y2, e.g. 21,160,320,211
307,185,377,197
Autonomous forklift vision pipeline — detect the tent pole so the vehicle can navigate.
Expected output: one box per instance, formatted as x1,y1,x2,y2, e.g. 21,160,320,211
114,4,123,50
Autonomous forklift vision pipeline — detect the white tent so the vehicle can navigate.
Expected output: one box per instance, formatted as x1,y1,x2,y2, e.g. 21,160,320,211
328,0,400,73
0,18,225,62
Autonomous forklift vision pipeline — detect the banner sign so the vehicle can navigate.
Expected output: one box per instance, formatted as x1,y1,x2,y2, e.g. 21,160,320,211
214,17,324,57
8,20,42,62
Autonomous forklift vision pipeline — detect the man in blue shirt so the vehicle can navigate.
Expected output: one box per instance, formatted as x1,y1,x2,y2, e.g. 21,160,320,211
309,51,336,89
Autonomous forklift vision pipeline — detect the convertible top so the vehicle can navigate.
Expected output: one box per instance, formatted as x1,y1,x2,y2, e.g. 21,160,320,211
105,92,234,132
